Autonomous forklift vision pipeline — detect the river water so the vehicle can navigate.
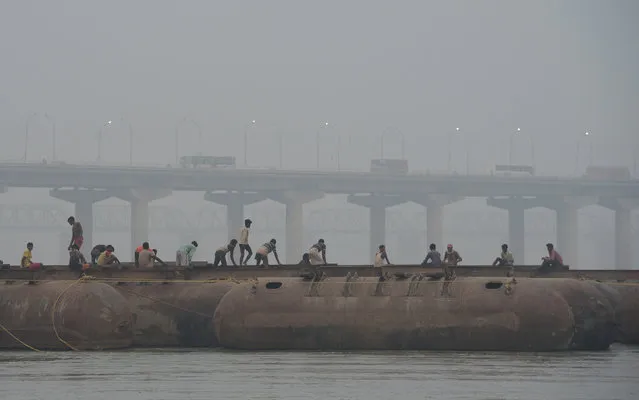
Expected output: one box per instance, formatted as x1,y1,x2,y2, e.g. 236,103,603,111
1,345,637,400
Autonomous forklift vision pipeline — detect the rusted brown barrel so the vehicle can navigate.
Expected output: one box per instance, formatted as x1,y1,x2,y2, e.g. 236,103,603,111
0,281,133,350
214,276,617,351
113,281,235,347
608,283,639,344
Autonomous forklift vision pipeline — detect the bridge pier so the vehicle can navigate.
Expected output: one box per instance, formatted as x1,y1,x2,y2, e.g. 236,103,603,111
50,188,112,256
410,195,462,249
488,196,597,266
487,197,537,264
347,194,407,262
548,196,597,268
599,198,639,269
268,191,324,263
204,191,267,241
116,188,172,253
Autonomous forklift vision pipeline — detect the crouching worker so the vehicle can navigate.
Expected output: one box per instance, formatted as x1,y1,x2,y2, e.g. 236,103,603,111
538,243,563,274
492,243,514,266
298,253,311,265
138,242,166,268
68,244,87,271
21,242,43,270
91,244,106,264
213,239,238,267
97,245,120,266
255,238,282,267
308,239,327,265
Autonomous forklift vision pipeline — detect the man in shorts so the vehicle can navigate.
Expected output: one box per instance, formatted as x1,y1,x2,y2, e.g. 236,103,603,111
255,238,282,267
67,216,84,251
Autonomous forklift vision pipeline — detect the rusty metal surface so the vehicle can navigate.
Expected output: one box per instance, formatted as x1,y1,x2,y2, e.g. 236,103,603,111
111,282,235,347
0,281,133,350
214,277,617,351
2,264,639,283
608,283,639,344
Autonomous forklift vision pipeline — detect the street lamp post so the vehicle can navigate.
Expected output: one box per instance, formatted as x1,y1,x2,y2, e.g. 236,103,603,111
316,122,329,169
447,127,460,172
97,120,112,163
175,117,203,165
43,114,56,161
575,131,592,174
508,127,535,168
508,128,521,166
380,127,406,160
120,117,134,165
243,120,256,166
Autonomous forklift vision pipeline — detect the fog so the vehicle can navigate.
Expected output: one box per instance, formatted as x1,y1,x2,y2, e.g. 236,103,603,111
0,0,637,267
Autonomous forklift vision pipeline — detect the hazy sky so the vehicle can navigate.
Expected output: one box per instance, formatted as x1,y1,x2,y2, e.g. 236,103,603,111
1,0,637,174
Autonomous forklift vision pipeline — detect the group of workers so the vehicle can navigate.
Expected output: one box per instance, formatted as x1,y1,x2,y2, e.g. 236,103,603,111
17,215,565,273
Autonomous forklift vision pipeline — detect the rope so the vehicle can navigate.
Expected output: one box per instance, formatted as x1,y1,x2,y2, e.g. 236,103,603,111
0,321,41,352
51,278,87,351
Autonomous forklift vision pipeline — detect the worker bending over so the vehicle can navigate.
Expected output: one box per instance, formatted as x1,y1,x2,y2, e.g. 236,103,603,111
308,239,327,265
213,239,238,267
176,241,198,267
68,244,87,271
97,245,120,266
255,239,282,267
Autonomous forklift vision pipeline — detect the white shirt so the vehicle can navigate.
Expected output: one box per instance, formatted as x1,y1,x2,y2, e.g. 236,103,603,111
239,227,250,245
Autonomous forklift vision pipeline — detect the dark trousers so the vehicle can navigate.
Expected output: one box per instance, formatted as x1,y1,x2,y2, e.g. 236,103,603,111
538,260,562,274
239,244,252,265
213,250,227,267
255,253,269,267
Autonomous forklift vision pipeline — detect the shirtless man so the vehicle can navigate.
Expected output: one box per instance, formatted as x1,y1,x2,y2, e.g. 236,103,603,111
213,239,238,267
67,216,84,251
308,239,327,265
443,244,462,266
255,238,282,267
238,219,252,265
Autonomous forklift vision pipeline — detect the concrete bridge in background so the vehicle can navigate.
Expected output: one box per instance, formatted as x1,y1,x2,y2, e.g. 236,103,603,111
1,162,638,267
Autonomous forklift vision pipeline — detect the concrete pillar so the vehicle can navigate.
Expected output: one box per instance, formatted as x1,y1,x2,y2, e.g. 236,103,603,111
347,194,406,262
599,198,639,269
268,191,324,263
411,195,461,249
487,196,537,264
535,196,597,267
50,188,112,256
116,188,172,252
555,205,578,267
204,191,267,240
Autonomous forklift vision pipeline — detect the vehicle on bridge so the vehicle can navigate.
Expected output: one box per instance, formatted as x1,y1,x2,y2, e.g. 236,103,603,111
370,159,408,175
584,166,631,180
179,155,236,169
494,164,535,176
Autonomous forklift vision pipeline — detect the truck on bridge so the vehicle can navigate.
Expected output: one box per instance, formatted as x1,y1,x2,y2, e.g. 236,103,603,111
179,156,236,169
